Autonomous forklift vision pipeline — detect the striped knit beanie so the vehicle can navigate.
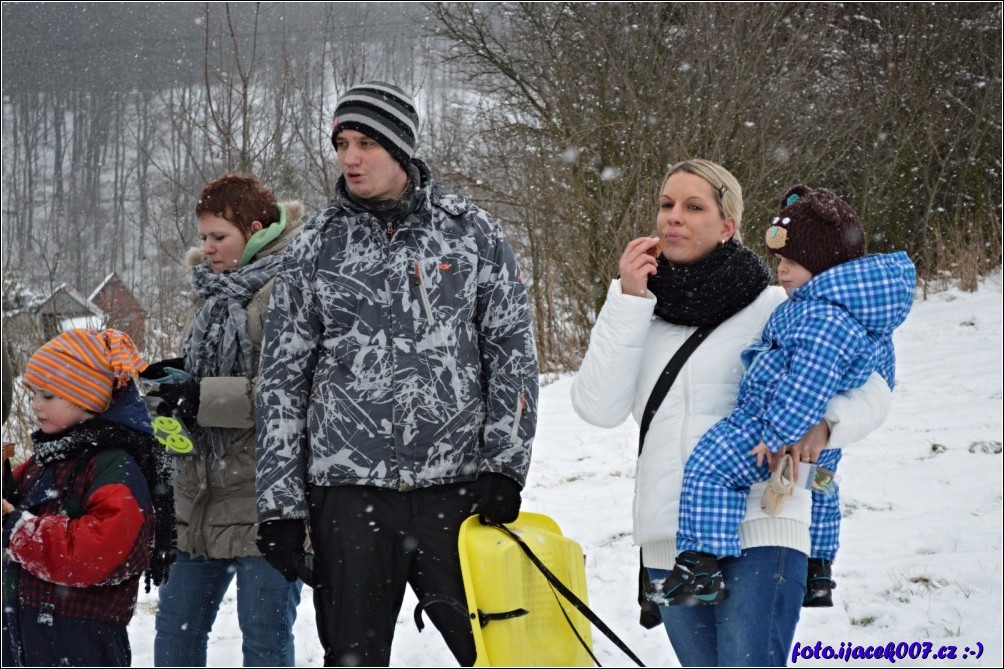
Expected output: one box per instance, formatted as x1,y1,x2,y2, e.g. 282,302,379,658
331,81,419,168
22,328,148,413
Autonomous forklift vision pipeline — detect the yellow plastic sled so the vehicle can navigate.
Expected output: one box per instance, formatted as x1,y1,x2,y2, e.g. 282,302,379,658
458,512,594,667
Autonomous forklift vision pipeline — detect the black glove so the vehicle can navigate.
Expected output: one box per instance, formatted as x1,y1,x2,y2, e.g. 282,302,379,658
148,378,201,428
256,519,309,584
140,357,186,381
477,472,523,524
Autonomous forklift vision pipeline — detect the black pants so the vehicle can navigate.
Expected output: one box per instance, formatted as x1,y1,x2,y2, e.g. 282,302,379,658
308,483,478,667
14,606,130,667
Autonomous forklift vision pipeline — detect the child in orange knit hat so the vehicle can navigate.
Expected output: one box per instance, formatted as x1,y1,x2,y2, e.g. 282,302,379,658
2,328,171,666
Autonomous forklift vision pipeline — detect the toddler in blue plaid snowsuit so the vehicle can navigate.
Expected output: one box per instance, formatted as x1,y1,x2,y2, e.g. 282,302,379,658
650,185,916,607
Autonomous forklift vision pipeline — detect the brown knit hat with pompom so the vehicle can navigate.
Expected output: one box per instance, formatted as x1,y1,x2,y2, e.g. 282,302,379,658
765,185,866,276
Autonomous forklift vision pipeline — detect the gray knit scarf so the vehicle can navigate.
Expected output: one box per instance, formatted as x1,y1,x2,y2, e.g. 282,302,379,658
184,252,284,458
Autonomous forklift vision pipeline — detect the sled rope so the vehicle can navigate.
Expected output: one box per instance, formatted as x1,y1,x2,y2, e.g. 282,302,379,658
486,520,646,667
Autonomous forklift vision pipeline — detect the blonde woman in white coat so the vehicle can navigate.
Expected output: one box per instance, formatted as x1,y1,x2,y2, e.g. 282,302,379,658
570,160,890,666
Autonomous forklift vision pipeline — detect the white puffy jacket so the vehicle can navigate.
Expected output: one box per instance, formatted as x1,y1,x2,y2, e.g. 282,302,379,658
570,280,891,569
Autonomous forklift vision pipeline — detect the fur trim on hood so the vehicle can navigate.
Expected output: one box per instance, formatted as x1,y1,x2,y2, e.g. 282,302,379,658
185,201,305,268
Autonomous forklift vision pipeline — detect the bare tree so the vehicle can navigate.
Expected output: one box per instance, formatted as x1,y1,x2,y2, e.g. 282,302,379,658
820,4,1002,274
429,3,867,369
2,3,997,374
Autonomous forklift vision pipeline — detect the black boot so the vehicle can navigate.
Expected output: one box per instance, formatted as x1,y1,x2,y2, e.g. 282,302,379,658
644,551,726,606
803,558,835,607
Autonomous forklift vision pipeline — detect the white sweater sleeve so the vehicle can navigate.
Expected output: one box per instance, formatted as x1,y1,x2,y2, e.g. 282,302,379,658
823,371,893,448
570,279,655,428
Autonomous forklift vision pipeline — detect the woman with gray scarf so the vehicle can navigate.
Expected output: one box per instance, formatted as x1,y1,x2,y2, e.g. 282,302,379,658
146,174,305,667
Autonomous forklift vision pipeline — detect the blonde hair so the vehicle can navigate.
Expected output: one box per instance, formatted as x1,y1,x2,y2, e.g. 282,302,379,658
661,159,744,243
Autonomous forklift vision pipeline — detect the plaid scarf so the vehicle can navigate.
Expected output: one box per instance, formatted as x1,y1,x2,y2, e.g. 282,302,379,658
184,252,284,458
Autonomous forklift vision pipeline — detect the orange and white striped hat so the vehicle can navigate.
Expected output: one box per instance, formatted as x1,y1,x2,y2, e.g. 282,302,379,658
22,328,148,413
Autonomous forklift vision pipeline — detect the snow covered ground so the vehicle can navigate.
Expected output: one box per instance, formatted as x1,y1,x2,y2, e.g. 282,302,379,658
123,272,1003,667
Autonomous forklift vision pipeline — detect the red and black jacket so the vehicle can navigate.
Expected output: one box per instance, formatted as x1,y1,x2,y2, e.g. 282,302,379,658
4,418,155,625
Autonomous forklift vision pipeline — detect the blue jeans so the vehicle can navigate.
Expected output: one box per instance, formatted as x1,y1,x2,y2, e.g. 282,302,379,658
154,550,302,667
651,546,807,667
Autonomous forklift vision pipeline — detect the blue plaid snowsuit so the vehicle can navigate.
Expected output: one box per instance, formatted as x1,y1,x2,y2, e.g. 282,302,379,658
676,252,915,558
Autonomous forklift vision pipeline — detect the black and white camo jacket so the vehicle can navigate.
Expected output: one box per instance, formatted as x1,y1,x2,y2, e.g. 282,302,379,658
255,163,539,521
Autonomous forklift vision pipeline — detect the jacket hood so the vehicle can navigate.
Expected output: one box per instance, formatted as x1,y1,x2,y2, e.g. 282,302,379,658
185,201,305,268
99,378,153,435
794,251,916,335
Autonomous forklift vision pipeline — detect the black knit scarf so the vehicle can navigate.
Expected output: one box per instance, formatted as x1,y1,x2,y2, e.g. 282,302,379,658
647,239,771,326
32,418,128,465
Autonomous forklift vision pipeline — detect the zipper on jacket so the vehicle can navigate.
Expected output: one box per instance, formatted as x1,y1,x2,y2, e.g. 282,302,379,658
414,262,436,326
509,392,526,443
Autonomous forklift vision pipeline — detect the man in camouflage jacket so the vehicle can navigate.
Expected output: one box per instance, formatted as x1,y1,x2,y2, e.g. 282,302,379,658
254,81,539,667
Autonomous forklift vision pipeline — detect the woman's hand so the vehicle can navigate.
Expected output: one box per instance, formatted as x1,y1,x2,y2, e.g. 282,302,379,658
787,419,830,481
750,442,790,472
619,236,660,297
